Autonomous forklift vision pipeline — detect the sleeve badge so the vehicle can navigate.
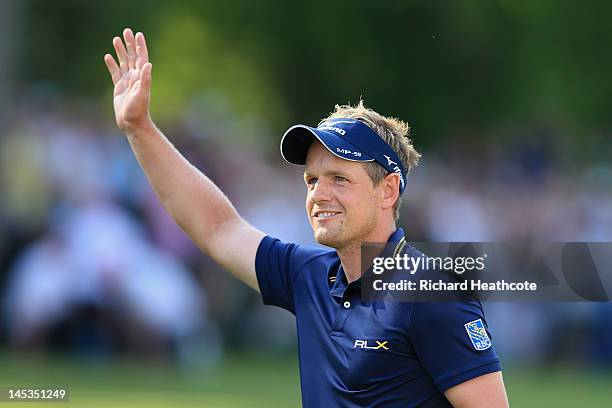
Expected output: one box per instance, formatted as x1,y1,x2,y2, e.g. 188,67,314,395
464,319,492,351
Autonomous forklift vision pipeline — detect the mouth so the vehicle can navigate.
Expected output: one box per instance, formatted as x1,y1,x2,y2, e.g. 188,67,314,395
312,211,342,221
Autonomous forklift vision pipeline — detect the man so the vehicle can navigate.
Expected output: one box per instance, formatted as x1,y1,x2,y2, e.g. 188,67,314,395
104,28,509,407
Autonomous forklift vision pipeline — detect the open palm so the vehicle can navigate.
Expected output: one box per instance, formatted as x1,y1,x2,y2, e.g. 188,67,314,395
104,28,153,131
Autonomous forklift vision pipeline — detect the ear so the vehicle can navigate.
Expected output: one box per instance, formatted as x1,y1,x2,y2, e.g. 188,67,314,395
380,172,400,211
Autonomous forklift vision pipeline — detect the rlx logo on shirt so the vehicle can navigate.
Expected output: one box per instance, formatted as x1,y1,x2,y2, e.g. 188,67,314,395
353,340,389,350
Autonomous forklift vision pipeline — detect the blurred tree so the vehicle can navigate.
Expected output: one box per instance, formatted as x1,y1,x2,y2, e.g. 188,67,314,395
16,0,612,151
0,0,23,128
148,4,288,126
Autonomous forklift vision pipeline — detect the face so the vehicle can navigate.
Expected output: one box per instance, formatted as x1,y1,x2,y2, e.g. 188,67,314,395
304,141,382,249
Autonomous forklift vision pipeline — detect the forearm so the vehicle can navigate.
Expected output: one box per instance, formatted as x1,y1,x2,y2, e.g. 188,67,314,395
105,29,264,290
124,119,240,254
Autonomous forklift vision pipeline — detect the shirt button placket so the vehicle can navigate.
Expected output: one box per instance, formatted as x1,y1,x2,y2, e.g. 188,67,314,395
331,296,355,332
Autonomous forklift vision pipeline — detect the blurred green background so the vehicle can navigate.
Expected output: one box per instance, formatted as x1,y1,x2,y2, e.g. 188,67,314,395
9,0,612,153
2,353,612,407
2,0,612,407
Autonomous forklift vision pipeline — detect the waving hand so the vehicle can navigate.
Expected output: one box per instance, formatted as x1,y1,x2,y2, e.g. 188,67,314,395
104,28,153,131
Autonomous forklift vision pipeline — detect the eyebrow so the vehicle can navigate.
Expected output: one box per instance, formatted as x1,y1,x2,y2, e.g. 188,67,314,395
303,169,352,179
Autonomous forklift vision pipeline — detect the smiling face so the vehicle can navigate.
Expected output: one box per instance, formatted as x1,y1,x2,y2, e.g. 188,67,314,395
304,141,388,250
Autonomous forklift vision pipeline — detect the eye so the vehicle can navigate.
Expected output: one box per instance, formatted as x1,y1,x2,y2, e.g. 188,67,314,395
306,177,318,186
335,176,348,182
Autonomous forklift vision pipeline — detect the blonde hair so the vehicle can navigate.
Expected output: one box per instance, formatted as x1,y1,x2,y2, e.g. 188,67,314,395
319,100,421,220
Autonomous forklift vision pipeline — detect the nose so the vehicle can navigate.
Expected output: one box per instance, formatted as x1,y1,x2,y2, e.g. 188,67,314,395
309,178,333,204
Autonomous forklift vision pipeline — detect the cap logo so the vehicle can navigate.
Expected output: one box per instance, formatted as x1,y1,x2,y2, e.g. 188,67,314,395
384,154,397,166
337,147,362,157
319,125,346,135
384,155,405,189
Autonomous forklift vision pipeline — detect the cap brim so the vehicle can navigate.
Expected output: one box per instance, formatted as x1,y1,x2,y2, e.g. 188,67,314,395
280,125,375,165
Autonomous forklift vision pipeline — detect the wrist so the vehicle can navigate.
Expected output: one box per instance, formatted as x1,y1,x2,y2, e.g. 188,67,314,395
123,115,156,137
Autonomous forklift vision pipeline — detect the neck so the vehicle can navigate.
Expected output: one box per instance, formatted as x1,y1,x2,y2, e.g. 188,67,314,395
338,222,396,283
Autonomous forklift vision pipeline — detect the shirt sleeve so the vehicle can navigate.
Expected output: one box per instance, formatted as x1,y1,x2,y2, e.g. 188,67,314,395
408,300,501,392
255,235,326,314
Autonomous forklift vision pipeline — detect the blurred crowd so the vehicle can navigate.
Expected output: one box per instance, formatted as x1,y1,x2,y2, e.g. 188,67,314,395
1,101,612,368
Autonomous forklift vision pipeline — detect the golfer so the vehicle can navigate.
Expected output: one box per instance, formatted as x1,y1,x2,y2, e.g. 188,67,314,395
104,28,509,407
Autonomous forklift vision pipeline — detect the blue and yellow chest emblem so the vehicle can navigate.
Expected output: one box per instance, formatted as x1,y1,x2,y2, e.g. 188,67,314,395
464,319,492,351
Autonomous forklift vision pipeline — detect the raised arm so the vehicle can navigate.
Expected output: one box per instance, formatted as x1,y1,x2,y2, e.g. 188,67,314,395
103,28,264,291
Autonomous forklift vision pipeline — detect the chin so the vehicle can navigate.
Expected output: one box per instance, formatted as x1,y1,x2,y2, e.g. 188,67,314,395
313,229,340,248
313,226,349,249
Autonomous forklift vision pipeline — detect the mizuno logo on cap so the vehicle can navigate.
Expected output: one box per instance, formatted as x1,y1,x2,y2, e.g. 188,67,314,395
384,155,405,189
384,155,397,166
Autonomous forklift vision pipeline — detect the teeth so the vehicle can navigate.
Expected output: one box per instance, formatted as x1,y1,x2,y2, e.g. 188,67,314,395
317,212,337,219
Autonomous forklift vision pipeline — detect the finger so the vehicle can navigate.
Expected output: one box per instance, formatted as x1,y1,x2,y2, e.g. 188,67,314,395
127,68,139,90
139,62,152,91
123,28,137,70
103,54,121,85
135,32,149,70
112,36,129,74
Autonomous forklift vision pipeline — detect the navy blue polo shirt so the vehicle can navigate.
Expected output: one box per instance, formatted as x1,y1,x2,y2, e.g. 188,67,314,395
255,228,501,407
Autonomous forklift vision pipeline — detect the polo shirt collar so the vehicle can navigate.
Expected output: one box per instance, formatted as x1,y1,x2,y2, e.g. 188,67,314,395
329,228,406,300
